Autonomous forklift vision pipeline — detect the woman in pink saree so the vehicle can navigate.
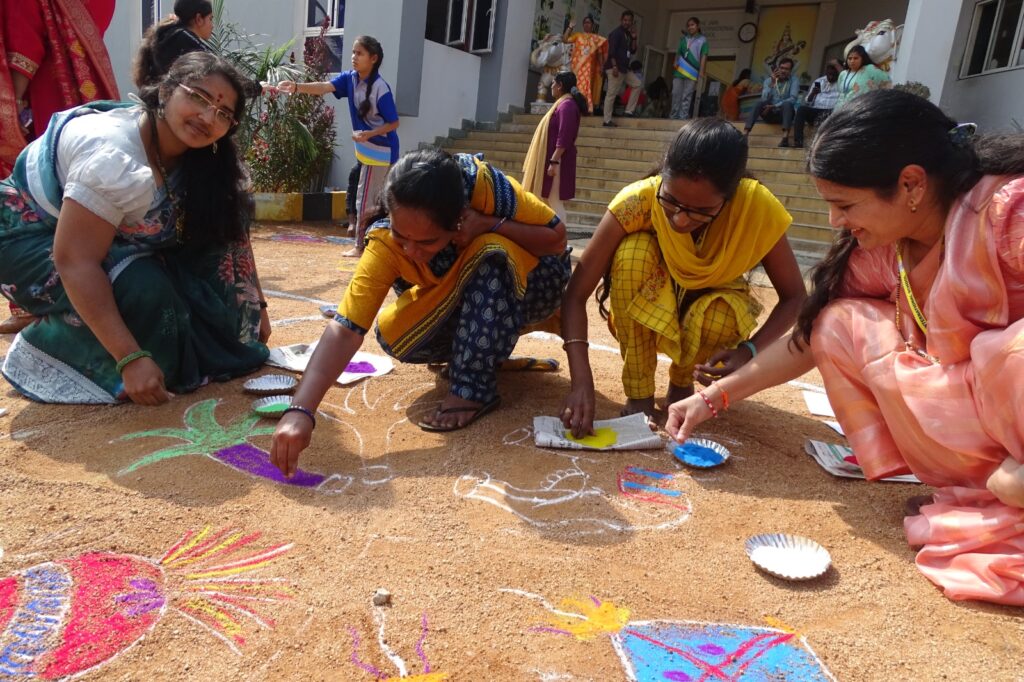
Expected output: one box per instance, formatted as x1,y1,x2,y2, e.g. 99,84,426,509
666,90,1024,606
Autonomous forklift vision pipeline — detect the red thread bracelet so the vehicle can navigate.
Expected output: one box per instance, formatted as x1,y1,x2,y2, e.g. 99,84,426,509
697,390,718,418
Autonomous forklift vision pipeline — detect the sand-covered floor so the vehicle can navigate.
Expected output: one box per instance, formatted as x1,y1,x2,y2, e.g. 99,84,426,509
0,222,1019,681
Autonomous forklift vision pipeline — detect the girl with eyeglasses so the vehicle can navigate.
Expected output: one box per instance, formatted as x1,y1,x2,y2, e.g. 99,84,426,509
559,117,806,436
0,52,271,405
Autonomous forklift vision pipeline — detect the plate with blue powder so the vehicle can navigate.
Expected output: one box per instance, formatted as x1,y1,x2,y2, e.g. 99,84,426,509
667,438,731,468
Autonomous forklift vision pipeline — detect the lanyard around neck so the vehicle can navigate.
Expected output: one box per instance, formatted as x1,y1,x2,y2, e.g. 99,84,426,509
895,240,929,334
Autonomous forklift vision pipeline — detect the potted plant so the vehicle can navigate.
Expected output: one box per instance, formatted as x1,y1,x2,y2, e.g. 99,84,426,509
210,4,340,221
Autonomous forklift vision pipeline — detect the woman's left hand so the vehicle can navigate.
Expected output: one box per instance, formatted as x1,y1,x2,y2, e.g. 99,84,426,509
352,131,371,143
546,163,557,178
258,307,272,343
451,207,494,250
693,347,752,386
987,457,1024,508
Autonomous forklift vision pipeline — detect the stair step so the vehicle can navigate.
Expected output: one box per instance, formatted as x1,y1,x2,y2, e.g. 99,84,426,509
440,114,838,261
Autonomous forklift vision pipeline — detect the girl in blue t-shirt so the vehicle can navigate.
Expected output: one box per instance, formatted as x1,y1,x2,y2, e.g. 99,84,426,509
279,35,400,256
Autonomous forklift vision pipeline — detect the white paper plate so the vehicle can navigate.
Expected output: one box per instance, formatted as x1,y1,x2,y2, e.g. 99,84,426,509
243,374,297,395
745,533,831,581
667,437,732,468
251,395,292,418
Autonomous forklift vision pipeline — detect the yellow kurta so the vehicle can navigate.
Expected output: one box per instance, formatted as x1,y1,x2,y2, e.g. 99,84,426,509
607,176,792,395
336,155,558,358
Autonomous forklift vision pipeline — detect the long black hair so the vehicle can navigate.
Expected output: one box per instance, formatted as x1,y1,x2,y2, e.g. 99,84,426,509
554,71,587,115
138,52,249,246
845,44,874,69
732,68,752,87
354,35,384,121
133,0,213,87
793,88,1024,347
365,149,466,232
596,118,749,319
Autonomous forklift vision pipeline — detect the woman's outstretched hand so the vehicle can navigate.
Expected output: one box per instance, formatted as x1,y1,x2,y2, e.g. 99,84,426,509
121,357,173,406
271,411,315,479
664,393,713,443
693,347,752,386
277,80,297,94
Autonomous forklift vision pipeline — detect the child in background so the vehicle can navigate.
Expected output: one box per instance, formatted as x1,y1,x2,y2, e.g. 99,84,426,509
279,35,399,257
345,160,362,237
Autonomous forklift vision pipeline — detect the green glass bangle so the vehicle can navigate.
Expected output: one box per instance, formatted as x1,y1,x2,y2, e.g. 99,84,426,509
739,340,757,358
116,350,153,374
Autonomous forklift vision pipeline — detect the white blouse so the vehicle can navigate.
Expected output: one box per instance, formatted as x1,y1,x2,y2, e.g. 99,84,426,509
56,107,158,228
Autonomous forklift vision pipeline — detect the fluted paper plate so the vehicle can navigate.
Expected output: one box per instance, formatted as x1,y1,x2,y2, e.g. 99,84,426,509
251,395,292,418
243,374,297,395
667,438,731,468
745,533,831,581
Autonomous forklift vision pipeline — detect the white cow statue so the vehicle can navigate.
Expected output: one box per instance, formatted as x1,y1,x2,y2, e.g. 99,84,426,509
531,33,568,102
845,19,904,71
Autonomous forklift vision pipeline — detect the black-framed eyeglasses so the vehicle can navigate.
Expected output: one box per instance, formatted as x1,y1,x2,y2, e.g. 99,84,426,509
175,82,238,127
656,189,724,224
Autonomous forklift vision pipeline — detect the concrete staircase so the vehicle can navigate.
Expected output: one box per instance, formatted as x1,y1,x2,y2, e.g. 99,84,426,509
434,113,833,266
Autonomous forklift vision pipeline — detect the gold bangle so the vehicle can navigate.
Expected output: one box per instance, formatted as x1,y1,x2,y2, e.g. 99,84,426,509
562,338,589,350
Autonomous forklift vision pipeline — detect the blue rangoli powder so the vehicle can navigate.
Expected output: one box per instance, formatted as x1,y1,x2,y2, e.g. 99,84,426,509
673,442,725,468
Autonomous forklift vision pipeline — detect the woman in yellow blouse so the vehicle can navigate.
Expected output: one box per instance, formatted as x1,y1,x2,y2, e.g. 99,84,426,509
559,118,806,436
271,150,570,477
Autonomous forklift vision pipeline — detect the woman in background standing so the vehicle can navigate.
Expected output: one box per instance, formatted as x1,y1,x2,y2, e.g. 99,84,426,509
562,15,606,115
132,0,215,88
523,71,586,220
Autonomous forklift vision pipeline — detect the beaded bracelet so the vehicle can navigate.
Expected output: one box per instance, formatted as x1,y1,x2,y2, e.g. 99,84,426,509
561,338,589,350
739,340,757,358
258,300,268,309
697,389,719,418
283,405,316,428
116,350,153,375
490,217,508,233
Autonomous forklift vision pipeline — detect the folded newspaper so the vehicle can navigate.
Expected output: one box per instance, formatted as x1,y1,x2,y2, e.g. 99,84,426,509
266,342,394,386
804,440,921,483
533,412,663,451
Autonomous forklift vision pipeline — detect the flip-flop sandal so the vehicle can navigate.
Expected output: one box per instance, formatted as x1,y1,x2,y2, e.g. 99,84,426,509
417,397,501,432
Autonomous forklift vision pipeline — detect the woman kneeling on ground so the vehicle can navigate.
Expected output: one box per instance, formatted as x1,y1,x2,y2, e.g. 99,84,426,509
271,150,570,476
667,90,1024,605
559,117,806,436
0,52,270,404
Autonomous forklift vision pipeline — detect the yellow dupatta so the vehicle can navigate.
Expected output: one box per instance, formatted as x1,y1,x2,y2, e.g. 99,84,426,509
614,176,791,365
522,94,570,197
649,176,791,289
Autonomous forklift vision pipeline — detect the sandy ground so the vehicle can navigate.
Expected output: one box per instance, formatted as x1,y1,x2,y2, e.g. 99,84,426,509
0,221,1020,682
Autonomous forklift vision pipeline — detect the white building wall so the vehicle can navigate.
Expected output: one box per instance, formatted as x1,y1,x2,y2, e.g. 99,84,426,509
495,0,536,116
397,41,482,156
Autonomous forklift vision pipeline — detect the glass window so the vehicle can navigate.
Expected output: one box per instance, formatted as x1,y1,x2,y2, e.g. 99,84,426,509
447,0,467,45
964,0,1024,75
470,0,496,53
426,0,448,43
142,0,161,32
307,0,344,30
991,0,1023,68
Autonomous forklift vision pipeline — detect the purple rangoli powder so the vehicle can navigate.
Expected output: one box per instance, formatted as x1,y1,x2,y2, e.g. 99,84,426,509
345,361,376,374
